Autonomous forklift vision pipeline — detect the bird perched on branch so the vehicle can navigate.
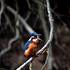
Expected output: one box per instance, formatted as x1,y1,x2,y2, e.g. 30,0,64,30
23,33,42,59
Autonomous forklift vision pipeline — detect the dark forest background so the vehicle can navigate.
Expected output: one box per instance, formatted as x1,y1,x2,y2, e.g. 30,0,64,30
0,0,70,70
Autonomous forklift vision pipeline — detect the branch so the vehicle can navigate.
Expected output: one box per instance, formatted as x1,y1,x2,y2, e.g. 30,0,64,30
0,0,4,15
41,51,48,70
16,57,33,70
4,13,15,33
25,11,31,21
0,35,18,56
0,0,4,25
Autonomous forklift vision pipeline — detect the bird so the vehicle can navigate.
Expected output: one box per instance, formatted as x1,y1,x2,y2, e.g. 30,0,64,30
23,34,41,59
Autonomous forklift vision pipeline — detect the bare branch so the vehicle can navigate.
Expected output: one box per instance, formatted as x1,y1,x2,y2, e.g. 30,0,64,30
0,34,18,56
26,0,31,9
41,51,48,70
0,0,4,25
0,0,4,15
4,13,15,33
25,11,31,21
29,62,33,70
16,57,33,70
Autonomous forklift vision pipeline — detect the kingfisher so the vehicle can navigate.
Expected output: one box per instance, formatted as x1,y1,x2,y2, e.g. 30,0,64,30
23,32,42,59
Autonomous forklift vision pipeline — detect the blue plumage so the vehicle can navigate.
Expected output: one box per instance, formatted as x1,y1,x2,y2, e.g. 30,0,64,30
22,32,41,52
23,39,32,51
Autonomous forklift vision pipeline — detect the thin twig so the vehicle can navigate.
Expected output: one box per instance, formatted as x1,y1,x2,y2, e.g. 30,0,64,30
0,0,4,15
16,57,33,70
26,0,31,9
0,35,18,56
29,62,32,70
41,51,48,70
47,44,53,70
46,0,54,70
25,11,31,21
4,13,15,33
0,0,4,25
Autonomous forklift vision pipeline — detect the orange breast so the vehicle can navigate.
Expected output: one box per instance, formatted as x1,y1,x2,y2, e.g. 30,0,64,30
24,42,39,58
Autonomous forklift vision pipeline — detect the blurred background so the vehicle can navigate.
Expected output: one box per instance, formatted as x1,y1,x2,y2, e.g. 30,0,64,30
0,0,70,70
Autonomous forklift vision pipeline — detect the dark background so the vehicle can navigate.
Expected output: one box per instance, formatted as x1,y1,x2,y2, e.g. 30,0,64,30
0,0,70,70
